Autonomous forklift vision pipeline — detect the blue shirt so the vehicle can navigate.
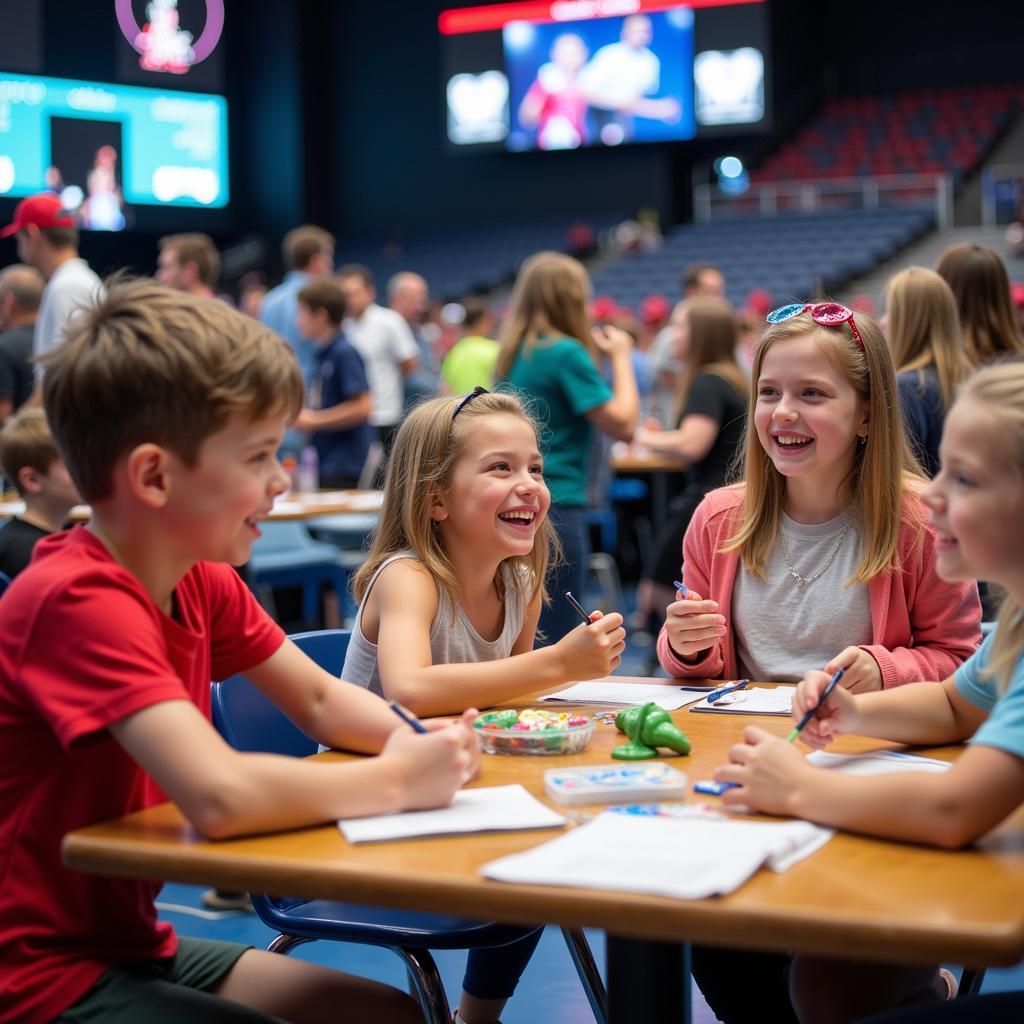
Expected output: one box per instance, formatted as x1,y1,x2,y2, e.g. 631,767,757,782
260,271,317,386
897,367,945,479
311,333,376,482
955,630,1024,761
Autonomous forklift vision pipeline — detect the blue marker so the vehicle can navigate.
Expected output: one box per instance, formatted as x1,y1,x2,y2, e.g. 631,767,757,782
389,700,428,734
673,580,688,598
706,679,750,704
693,780,739,796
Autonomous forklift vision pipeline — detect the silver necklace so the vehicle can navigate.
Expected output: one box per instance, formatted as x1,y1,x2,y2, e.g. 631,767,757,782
779,523,851,586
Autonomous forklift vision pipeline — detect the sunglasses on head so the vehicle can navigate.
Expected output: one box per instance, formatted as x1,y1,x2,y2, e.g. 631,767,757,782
766,302,864,351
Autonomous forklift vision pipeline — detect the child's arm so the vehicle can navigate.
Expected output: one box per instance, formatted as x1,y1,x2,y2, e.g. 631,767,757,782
295,391,373,433
635,415,719,466
715,725,1024,848
109,699,479,840
792,670,988,750
374,560,626,716
242,637,416,753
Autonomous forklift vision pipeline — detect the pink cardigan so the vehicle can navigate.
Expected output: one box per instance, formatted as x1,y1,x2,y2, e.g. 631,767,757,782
657,485,982,687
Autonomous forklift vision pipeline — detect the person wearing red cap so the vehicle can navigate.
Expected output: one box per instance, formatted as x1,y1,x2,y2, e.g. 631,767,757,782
0,193,103,401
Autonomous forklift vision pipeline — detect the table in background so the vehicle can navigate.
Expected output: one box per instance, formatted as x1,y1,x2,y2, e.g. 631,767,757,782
64,679,1024,1023
611,449,682,539
0,489,384,524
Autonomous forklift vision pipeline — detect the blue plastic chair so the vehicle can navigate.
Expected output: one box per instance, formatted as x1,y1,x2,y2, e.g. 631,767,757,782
247,521,352,626
0,571,10,599
211,629,607,1024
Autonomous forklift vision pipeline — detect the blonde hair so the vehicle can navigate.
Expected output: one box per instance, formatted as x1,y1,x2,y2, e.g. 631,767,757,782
935,243,1024,365
42,277,304,502
353,391,559,618
672,298,748,424
885,266,971,408
0,407,59,496
957,361,1024,692
723,310,925,583
495,252,595,379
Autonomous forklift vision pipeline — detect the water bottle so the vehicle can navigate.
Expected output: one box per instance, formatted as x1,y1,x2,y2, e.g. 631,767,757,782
296,445,319,493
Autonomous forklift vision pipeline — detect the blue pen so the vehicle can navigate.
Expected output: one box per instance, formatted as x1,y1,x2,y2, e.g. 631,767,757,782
787,667,845,743
389,700,428,734
706,679,750,704
673,580,688,598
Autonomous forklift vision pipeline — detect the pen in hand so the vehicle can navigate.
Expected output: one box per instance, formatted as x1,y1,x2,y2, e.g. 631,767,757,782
786,667,845,743
564,590,594,627
389,700,428,734
673,580,688,598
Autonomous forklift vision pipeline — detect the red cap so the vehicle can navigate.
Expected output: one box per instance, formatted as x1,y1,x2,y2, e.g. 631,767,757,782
591,295,618,321
640,293,670,325
743,288,773,317
0,193,76,239
1011,282,1024,308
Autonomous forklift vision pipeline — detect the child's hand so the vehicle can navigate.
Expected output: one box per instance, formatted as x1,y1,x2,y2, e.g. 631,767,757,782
381,717,479,811
793,670,860,748
825,646,882,693
663,588,726,660
591,324,633,358
713,726,812,815
556,610,626,680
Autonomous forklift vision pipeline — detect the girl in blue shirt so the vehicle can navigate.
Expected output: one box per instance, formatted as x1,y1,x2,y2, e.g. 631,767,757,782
716,360,1024,1022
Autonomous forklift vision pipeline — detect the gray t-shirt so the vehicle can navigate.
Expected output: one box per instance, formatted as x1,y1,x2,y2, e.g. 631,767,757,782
732,509,872,681
342,551,528,698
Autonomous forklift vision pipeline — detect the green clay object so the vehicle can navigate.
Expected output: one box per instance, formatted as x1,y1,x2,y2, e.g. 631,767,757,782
611,702,692,761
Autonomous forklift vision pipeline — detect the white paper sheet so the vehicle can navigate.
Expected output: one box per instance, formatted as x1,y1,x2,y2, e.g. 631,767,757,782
338,784,566,844
807,749,952,775
481,812,833,899
538,680,711,711
689,687,794,715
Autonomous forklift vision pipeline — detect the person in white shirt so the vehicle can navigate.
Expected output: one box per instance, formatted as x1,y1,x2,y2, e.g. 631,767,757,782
0,194,103,403
338,264,419,452
578,14,681,145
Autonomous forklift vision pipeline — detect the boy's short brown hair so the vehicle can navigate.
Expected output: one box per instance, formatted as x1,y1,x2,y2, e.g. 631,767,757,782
298,278,346,327
282,225,335,271
0,408,59,496
41,278,304,503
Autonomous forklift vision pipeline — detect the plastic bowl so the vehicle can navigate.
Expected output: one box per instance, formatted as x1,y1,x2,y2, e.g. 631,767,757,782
474,711,596,756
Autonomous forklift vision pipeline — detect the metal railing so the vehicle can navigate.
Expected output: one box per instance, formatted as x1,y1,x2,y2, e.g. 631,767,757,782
694,174,953,228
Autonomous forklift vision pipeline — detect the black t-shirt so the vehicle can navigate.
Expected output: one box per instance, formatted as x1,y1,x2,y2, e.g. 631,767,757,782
0,517,52,579
0,325,35,413
677,370,747,498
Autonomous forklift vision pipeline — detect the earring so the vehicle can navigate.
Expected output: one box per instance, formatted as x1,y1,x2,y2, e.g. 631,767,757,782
858,434,868,447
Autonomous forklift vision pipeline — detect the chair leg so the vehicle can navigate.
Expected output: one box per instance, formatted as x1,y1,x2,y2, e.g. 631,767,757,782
957,968,986,998
561,926,607,1024
267,932,315,955
392,946,451,1024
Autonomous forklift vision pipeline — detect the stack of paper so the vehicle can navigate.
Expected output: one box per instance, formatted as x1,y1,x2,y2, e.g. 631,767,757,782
539,680,711,711
690,687,794,716
807,749,952,775
481,812,832,899
338,784,566,844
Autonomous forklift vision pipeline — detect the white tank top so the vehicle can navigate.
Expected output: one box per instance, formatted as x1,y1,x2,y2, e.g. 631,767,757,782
342,551,529,698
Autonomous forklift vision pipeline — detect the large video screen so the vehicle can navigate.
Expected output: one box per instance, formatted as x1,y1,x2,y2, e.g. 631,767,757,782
0,71,228,230
442,0,769,152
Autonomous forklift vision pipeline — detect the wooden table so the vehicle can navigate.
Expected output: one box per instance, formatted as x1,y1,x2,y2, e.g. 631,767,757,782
0,490,383,523
63,679,1024,1022
611,449,683,538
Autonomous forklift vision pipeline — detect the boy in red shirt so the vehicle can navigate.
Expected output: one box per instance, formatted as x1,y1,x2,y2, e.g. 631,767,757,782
0,278,479,1024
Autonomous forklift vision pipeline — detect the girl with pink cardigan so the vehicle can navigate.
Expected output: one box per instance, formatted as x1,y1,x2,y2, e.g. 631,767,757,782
660,304,981,1024
657,303,980,693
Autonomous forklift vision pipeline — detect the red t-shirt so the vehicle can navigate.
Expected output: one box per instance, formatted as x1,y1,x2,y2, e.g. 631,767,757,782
0,526,284,1023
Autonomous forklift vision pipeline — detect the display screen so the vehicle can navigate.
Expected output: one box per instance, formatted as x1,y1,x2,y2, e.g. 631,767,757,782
442,0,769,152
0,71,228,230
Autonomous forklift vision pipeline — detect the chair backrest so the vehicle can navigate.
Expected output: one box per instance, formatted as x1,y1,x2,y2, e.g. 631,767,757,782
0,571,10,599
251,520,321,555
211,629,351,758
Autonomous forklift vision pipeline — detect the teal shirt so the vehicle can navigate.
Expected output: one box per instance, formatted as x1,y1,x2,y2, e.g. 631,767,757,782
503,336,612,506
955,629,1024,762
